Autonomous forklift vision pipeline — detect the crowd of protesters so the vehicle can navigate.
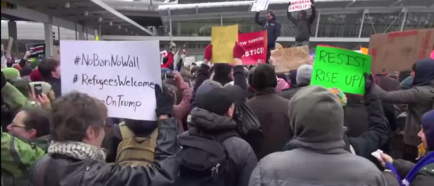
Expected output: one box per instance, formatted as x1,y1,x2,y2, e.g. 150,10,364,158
1,0,434,185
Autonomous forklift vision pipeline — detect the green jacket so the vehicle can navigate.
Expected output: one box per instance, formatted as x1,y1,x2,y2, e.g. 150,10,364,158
1,83,48,186
1,82,36,111
1,131,48,186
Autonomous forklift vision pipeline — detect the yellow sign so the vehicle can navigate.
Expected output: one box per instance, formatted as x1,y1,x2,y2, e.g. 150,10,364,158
211,25,238,63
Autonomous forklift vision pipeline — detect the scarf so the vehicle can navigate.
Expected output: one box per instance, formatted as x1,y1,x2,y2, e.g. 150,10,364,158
48,141,106,161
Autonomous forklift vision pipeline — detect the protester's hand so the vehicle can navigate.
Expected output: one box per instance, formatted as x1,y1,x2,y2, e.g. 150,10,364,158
203,44,212,64
6,53,12,63
154,84,174,118
233,42,246,59
1,71,6,89
173,71,183,85
23,51,31,60
310,0,315,4
364,73,374,92
36,94,51,109
377,153,393,167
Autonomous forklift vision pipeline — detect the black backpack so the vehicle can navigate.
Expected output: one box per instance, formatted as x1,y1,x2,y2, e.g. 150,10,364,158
177,132,237,186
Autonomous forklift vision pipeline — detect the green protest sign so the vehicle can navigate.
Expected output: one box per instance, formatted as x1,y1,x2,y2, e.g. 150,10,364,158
310,46,371,95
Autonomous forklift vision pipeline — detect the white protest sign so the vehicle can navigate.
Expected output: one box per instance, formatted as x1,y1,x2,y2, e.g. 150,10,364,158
184,56,196,67
288,0,311,12
251,0,270,12
60,41,162,121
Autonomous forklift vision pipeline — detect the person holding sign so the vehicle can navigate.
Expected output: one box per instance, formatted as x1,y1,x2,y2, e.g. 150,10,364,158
287,0,316,47
254,10,282,63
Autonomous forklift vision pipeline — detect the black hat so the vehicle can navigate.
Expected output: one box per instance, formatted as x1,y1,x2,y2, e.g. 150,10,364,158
196,85,244,116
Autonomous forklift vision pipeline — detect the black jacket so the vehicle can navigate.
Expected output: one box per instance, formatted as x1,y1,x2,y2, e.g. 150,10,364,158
28,118,179,186
348,91,390,169
44,76,61,98
254,12,281,48
280,85,307,101
181,108,257,186
286,4,316,42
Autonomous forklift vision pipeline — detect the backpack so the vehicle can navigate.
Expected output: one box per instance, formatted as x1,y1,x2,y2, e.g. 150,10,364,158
177,132,237,186
115,122,158,167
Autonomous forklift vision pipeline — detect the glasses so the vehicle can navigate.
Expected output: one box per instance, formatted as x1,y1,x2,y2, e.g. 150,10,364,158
9,123,26,129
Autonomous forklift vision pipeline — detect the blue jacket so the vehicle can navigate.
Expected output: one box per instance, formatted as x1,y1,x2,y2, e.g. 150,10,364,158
254,12,281,49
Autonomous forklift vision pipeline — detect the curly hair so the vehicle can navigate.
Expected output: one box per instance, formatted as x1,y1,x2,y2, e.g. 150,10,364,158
50,91,108,142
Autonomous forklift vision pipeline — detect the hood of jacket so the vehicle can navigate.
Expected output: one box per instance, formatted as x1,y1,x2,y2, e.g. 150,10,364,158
297,10,308,20
188,107,236,133
287,86,345,152
412,58,434,86
422,110,434,151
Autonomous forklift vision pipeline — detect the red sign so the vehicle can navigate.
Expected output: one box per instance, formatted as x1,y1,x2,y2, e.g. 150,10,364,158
238,30,268,65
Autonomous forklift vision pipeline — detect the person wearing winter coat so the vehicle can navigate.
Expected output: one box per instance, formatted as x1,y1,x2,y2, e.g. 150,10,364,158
379,110,434,186
247,64,291,160
254,10,282,62
28,86,179,186
281,64,312,100
1,107,50,186
179,86,257,186
249,86,387,186
286,0,316,46
372,58,434,162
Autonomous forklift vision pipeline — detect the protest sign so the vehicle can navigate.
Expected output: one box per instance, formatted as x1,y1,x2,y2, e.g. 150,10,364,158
184,56,196,66
25,43,45,58
369,29,434,73
310,46,372,95
211,25,238,63
271,45,309,73
360,47,368,55
251,0,270,12
238,30,267,65
60,41,161,121
288,0,311,12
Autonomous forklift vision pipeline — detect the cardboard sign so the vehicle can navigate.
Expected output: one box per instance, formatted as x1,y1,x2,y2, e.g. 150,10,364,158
310,46,372,95
271,45,310,73
211,25,239,63
60,41,162,121
26,43,46,58
238,30,268,65
288,0,311,12
251,0,270,12
369,29,434,73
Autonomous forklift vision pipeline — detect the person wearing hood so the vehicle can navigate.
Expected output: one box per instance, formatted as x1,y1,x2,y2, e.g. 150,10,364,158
254,10,282,62
249,86,387,186
281,64,312,100
247,64,291,160
1,107,51,186
372,58,434,162
178,86,257,186
379,110,434,186
287,0,316,47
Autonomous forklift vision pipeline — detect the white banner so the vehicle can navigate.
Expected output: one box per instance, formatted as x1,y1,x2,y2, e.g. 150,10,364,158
60,41,162,121
251,0,270,12
288,0,311,12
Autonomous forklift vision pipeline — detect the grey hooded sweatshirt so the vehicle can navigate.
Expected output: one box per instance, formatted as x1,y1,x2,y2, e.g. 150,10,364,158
248,86,387,186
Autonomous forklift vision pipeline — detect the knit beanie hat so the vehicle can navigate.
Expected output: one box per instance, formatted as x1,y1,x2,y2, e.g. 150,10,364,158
30,68,43,81
422,110,434,150
2,67,20,81
296,64,313,86
328,88,347,107
251,64,277,91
